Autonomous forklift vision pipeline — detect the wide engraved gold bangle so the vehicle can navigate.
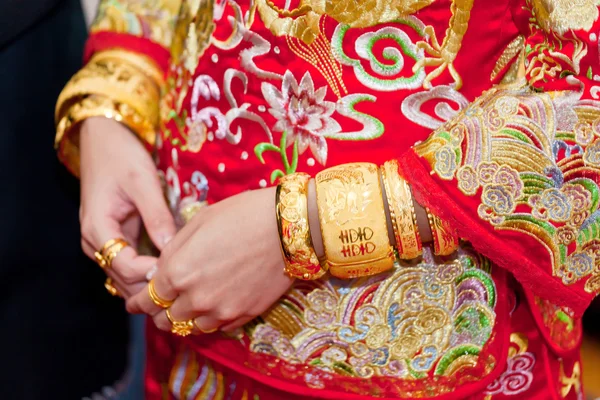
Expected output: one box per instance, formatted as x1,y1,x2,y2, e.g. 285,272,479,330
381,160,423,260
316,163,395,279
276,172,326,280
426,209,459,256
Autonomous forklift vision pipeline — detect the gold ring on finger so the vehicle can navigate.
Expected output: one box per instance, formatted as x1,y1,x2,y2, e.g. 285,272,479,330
95,238,129,269
104,278,121,297
148,279,174,308
193,318,219,334
165,309,194,337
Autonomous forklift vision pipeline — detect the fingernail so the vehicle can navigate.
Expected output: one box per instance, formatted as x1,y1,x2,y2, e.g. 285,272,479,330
146,265,158,281
162,235,173,246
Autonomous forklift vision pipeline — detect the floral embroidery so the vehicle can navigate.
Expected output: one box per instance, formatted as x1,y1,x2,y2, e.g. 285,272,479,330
415,87,600,293
250,246,497,385
255,131,300,183
261,71,341,165
256,70,385,174
484,333,535,396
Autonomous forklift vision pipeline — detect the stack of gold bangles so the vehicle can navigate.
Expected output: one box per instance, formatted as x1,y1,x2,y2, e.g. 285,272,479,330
275,162,459,281
54,49,162,176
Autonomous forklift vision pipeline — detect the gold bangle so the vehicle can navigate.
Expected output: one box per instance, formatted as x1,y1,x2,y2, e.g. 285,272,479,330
426,209,459,256
381,160,422,260
55,50,161,158
91,49,164,86
55,95,156,176
316,163,395,279
148,279,175,309
55,51,160,126
276,173,326,280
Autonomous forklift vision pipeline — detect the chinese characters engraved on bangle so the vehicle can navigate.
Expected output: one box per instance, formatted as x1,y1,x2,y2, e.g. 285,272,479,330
276,172,326,280
316,163,395,279
381,160,423,260
426,209,459,256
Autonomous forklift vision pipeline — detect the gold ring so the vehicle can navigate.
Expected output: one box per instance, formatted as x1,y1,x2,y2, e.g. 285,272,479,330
148,279,174,308
194,319,219,334
165,309,194,337
94,238,129,269
104,278,120,297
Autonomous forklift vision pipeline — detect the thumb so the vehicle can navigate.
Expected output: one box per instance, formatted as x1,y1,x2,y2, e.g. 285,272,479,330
130,173,177,251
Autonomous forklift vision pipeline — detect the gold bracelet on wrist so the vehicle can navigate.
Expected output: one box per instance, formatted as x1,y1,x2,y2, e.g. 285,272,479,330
381,160,422,260
426,208,459,256
55,49,161,149
55,95,156,176
316,163,395,279
276,173,326,280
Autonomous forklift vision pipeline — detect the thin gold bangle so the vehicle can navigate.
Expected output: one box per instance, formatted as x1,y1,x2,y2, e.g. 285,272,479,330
381,160,422,259
275,173,326,280
426,208,459,256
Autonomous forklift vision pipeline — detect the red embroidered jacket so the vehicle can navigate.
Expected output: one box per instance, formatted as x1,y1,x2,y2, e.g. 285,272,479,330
58,0,600,397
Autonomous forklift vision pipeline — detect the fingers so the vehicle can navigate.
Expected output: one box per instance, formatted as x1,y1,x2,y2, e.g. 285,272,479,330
151,311,222,335
129,173,177,251
82,208,157,289
126,270,177,316
220,316,254,332
110,249,157,285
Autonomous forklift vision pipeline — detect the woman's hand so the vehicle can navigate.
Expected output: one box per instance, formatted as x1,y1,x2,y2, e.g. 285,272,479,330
79,117,177,298
126,187,294,332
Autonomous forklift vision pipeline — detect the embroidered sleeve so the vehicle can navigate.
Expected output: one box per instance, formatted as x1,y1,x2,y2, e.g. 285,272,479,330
399,0,600,316
85,0,183,73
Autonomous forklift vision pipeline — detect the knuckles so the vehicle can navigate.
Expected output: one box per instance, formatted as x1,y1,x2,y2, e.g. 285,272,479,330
79,215,95,241
190,294,214,314
215,306,241,322
153,313,172,332
115,265,139,285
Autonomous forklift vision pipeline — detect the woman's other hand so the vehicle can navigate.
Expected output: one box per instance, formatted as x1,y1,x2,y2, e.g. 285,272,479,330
79,117,177,298
126,187,294,332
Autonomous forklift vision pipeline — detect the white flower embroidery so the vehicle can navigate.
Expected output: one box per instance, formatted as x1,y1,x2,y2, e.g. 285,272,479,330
261,71,342,165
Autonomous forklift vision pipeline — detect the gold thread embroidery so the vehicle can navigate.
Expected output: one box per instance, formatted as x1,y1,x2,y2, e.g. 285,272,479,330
249,247,497,382
414,0,475,89
491,35,525,82
559,360,582,397
256,0,435,45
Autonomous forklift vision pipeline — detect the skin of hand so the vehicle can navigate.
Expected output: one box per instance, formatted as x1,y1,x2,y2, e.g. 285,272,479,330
79,117,177,298
126,177,431,333
126,187,295,332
